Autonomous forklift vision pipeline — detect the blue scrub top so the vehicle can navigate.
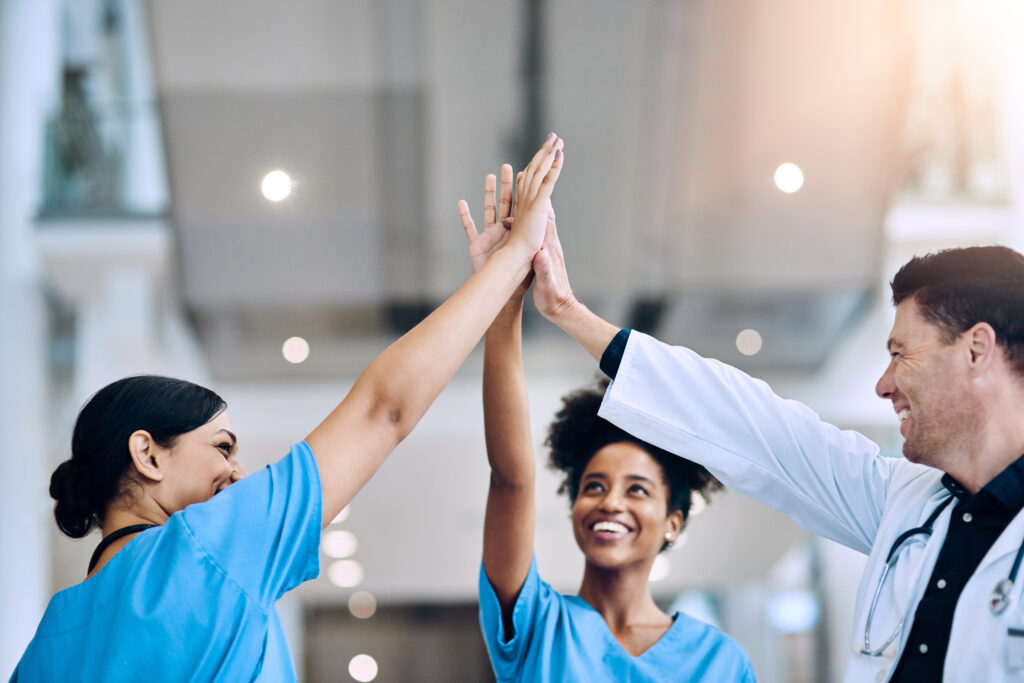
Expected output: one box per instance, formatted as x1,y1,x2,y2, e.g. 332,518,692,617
11,441,322,683
480,557,757,682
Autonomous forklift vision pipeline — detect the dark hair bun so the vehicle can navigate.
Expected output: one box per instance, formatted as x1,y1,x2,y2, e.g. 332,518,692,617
50,459,97,538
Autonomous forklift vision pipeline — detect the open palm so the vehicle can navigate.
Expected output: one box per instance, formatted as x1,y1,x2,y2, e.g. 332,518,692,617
459,164,515,273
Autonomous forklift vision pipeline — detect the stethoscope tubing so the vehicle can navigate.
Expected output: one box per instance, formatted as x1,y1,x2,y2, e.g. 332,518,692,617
862,495,1024,657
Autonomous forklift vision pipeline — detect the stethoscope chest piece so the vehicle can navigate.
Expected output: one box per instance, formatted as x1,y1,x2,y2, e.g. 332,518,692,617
992,578,1014,615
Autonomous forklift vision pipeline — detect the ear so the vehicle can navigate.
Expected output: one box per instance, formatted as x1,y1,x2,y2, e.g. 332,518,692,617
965,322,998,373
127,430,165,483
665,508,685,540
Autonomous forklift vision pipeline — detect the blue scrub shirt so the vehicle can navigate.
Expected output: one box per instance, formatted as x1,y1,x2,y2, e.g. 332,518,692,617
11,441,321,682
480,556,757,682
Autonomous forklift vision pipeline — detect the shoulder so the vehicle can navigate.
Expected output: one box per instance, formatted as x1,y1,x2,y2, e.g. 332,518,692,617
181,441,319,530
882,462,947,513
479,555,566,625
669,612,754,669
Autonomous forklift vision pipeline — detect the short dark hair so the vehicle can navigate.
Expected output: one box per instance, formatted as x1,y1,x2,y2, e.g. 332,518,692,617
49,375,227,538
546,379,721,550
891,246,1024,375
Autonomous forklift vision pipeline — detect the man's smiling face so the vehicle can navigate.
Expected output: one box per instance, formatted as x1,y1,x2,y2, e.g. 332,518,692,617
875,297,977,467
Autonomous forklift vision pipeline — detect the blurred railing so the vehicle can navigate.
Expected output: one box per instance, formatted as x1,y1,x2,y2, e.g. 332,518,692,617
40,91,167,218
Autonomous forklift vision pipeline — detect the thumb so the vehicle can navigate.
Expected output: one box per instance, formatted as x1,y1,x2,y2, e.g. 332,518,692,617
533,248,551,276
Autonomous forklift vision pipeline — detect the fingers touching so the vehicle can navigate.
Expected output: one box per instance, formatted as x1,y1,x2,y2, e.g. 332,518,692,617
512,171,523,219
461,134,565,269
521,134,563,204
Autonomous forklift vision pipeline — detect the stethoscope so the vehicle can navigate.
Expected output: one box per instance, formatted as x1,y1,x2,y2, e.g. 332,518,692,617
861,496,1024,657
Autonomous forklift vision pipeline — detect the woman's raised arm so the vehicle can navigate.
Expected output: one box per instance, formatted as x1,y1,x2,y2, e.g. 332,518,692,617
460,162,551,618
306,135,563,528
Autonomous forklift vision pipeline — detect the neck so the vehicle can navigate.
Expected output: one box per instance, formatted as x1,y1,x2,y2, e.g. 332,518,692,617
100,495,168,538
944,398,1024,494
577,560,665,628
947,443,1024,496
86,496,168,579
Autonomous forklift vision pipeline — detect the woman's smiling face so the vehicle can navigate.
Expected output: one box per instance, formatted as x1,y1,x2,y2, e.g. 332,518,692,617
571,442,683,572
157,411,247,513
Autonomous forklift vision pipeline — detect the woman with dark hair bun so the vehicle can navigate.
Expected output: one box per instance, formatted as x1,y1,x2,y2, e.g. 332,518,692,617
11,136,564,682
459,174,755,682
50,375,229,541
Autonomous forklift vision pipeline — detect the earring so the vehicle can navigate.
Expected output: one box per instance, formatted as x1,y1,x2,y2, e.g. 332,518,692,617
664,532,673,542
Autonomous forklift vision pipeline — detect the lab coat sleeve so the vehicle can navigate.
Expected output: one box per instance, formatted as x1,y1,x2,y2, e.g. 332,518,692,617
598,331,894,554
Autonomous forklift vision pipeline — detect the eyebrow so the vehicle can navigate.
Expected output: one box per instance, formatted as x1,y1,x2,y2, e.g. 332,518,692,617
581,472,657,486
217,429,237,446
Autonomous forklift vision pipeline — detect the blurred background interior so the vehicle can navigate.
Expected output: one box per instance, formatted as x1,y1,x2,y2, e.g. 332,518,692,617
1,0,1023,681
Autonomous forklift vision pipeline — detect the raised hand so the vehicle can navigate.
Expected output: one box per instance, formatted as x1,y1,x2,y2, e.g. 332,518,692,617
459,164,515,273
532,208,577,321
508,133,563,256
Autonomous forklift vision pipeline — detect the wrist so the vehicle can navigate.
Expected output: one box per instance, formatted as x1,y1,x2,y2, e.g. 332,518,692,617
496,295,525,323
542,291,582,324
500,235,538,266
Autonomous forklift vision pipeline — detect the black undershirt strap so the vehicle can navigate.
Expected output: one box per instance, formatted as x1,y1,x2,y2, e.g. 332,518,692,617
87,524,158,573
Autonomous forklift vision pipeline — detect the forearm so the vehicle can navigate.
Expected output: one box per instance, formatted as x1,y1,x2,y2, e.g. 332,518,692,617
483,297,535,487
597,331,893,553
365,245,532,439
481,295,536,609
311,243,532,457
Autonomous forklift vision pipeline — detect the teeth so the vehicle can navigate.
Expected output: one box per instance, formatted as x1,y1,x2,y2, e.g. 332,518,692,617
593,521,629,534
898,409,911,422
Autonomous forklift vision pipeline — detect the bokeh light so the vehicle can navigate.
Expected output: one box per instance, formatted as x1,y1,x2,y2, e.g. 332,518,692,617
322,529,358,559
282,336,310,364
348,654,378,682
736,329,763,356
328,560,364,588
261,170,292,201
348,591,377,619
774,163,804,193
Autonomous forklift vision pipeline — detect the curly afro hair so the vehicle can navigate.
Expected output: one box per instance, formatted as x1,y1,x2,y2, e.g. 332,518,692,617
546,378,721,549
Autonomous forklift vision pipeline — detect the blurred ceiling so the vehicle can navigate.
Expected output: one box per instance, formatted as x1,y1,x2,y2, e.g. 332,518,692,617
146,0,914,378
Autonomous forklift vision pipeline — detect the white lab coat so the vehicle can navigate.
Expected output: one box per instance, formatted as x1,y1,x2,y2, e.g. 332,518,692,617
597,332,1024,683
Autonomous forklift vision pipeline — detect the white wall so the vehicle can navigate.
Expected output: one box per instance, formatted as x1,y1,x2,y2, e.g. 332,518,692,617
0,0,59,673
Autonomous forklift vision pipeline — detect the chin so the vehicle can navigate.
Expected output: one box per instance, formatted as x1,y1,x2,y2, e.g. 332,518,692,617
902,440,938,468
584,550,646,572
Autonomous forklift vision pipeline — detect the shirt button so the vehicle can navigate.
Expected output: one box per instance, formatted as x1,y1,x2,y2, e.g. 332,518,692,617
962,512,973,523
936,579,947,589
919,643,929,654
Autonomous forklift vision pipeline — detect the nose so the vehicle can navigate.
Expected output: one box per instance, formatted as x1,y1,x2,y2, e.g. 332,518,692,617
229,459,248,482
875,359,895,400
598,488,626,513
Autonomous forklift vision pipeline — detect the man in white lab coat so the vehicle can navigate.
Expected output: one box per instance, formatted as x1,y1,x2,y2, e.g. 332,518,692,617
529,235,1024,682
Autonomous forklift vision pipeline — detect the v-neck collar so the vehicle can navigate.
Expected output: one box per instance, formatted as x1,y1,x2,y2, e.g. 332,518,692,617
564,594,682,660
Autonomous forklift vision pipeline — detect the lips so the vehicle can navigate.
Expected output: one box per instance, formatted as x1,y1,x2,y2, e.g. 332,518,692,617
894,405,912,436
588,519,634,542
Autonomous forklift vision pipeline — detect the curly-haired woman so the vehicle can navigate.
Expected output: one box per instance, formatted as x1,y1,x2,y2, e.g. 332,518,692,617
459,170,756,682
